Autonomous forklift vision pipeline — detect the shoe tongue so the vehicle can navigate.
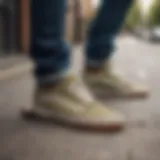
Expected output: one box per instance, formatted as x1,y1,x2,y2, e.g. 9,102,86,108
65,75,95,103
91,62,112,75
70,82,94,103
104,62,113,74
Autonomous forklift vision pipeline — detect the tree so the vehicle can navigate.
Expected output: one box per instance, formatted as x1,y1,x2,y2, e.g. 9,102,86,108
124,1,141,30
147,0,160,27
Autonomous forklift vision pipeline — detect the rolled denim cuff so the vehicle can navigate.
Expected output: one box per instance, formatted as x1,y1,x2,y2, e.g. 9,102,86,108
37,69,70,86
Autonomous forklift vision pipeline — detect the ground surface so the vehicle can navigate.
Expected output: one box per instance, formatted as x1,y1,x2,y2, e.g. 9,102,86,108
1,36,160,160
0,55,29,70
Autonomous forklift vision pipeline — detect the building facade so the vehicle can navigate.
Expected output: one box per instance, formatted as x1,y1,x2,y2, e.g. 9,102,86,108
0,0,94,53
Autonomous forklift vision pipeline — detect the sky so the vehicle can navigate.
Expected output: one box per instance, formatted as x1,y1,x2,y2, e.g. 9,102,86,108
140,0,153,12
92,0,153,12
92,0,100,8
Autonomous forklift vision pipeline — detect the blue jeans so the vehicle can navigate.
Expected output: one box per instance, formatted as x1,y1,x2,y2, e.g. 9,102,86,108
30,0,133,84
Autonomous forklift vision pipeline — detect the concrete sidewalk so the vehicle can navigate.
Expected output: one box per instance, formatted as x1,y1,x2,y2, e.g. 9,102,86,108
0,55,33,81
1,36,160,160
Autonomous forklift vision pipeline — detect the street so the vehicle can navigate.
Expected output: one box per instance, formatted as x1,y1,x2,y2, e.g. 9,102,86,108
1,36,160,160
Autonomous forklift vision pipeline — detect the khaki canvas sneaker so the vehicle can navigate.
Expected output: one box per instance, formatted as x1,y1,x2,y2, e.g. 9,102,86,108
29,75,125,131
83,63,149,98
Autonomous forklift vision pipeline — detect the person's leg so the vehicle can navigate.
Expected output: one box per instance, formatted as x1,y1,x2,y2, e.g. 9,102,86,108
86,0,133,66
29,0,125,131
30,0,69,85
84,0,148,98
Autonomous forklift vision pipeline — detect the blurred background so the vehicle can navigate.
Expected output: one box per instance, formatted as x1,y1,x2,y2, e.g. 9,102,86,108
1,0,160,160
1,0,160,77
0,0,160,53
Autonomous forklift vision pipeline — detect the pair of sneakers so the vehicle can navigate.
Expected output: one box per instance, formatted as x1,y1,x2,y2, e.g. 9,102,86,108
31,63,148,131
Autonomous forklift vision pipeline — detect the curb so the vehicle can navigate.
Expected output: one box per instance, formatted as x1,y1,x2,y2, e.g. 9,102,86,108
0,62,34,81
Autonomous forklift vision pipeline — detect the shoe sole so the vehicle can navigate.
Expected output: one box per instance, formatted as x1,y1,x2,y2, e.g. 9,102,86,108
21,107,125,133
91,88,149,100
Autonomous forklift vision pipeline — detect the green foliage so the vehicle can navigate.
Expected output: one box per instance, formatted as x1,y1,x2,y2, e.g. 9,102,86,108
124,1,141,30
147,0,160,26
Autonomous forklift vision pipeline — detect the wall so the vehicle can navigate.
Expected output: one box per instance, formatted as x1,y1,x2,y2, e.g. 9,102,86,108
0,0,20,53
19,0,75,53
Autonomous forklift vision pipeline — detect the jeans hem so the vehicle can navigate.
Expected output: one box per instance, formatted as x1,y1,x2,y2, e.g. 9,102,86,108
37,69,70,85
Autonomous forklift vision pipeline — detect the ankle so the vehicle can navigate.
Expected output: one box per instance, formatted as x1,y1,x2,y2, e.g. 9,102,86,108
85,66,104,74
37,79,63,90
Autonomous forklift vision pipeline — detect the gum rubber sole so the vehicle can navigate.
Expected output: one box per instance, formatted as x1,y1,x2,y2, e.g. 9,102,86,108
21,108,125,133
